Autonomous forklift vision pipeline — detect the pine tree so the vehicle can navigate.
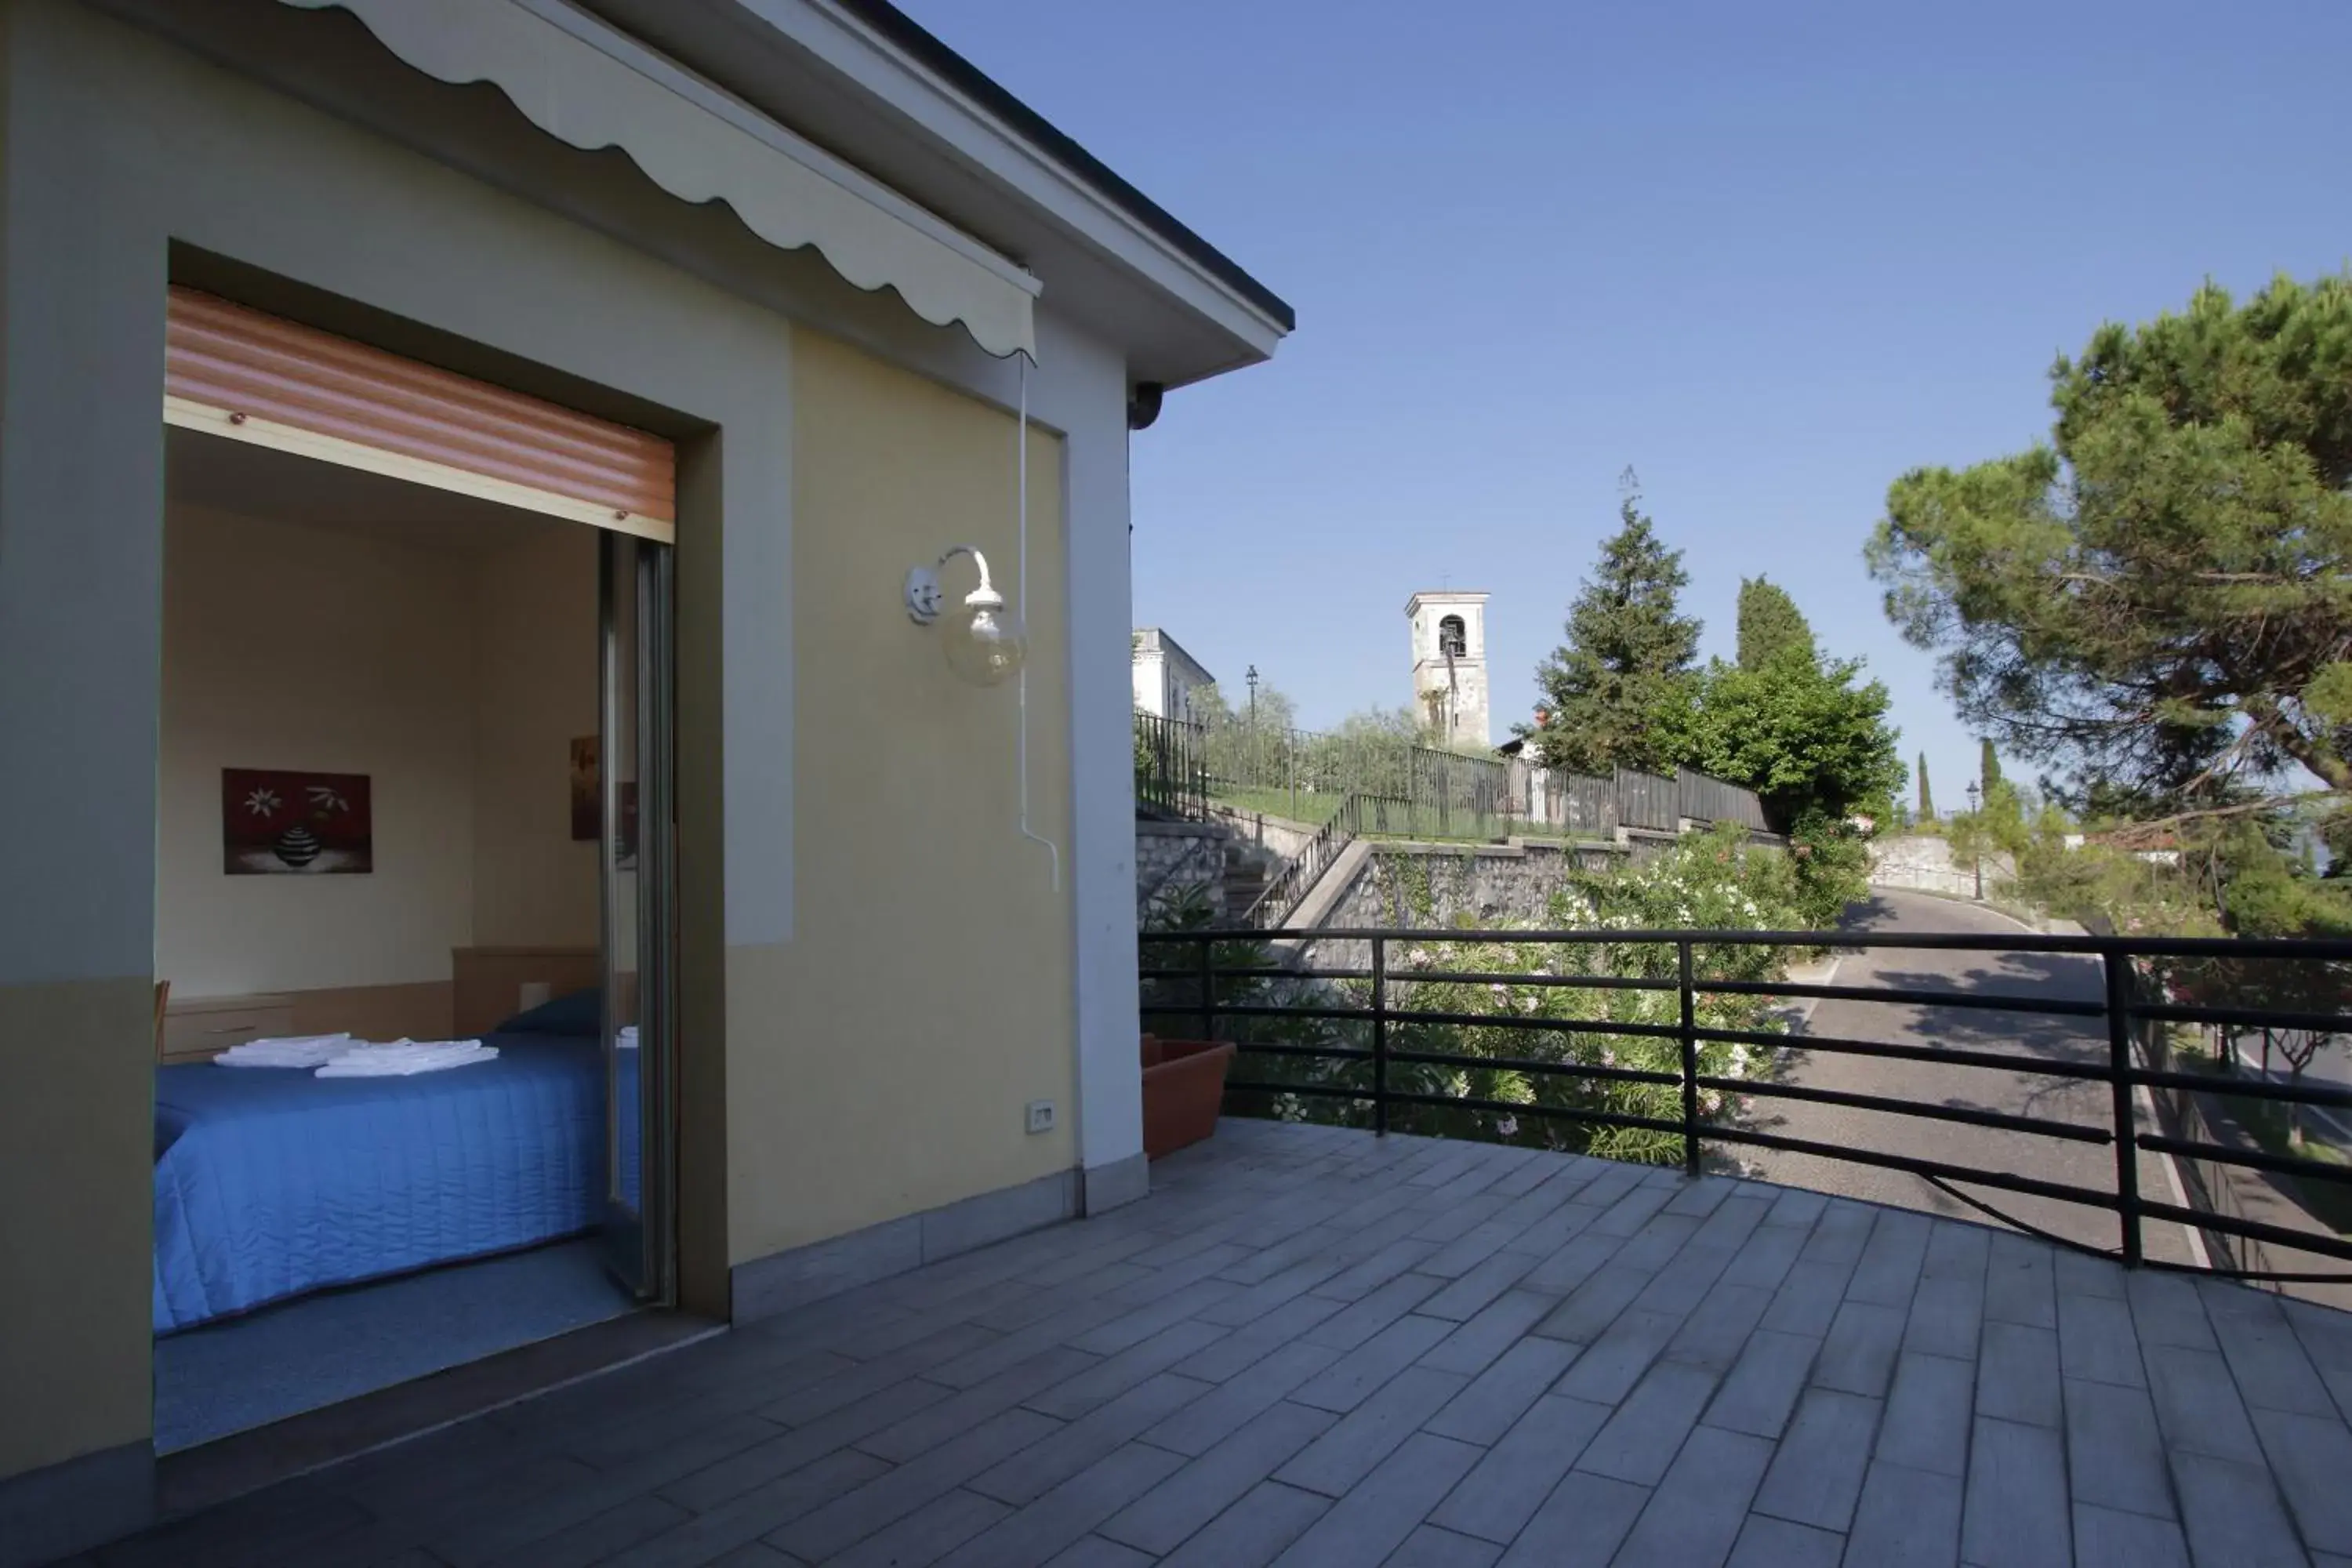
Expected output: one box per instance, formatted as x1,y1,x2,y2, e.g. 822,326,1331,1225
1871,274,2352,803
1980,738,2002,793
1918,753,1935,818
1736,577,1817,670
1529,472,1701,775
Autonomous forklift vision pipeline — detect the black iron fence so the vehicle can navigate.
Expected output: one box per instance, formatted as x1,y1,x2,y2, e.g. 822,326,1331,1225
1134,709,1769,843
1134,710,1209,820
1138,924,2352,1283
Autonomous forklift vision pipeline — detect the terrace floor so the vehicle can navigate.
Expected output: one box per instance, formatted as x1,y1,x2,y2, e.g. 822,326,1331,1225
89,1119,2352,1568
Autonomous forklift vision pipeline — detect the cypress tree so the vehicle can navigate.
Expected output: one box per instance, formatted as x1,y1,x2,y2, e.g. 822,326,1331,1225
1736,577,1817,670
1918,753,1935,818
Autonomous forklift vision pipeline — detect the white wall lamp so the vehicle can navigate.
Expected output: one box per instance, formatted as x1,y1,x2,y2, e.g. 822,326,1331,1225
906,545,1028,687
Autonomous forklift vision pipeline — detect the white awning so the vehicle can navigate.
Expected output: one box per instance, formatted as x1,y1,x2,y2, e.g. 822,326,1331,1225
281,0,1040,360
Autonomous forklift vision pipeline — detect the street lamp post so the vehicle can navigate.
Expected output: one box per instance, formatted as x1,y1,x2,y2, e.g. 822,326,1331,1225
1965,780,1984,899
1246,664,1259,787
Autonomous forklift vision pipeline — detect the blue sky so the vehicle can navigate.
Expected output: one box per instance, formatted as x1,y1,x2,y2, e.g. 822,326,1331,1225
913,0,2352,804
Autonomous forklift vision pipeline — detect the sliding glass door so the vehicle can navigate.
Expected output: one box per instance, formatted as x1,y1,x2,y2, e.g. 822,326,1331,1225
599,532,674,1300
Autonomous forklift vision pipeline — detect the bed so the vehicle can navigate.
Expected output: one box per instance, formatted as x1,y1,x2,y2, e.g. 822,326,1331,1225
152,997,641,1334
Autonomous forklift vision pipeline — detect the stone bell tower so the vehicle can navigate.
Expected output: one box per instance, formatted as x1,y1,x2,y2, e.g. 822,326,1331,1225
1406,590,1490,749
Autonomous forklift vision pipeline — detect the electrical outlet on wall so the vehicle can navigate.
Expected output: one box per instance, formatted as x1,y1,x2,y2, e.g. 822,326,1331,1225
1025,1100,1055,1134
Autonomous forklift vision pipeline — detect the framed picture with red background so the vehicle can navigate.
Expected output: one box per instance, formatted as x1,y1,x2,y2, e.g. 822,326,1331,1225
222,768,372,875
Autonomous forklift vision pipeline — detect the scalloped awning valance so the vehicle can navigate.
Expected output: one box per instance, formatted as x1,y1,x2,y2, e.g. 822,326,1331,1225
280,0,1040,360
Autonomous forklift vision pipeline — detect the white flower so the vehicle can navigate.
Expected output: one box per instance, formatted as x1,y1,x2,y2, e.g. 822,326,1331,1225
1495,1115,1519,1138
243,787,281,817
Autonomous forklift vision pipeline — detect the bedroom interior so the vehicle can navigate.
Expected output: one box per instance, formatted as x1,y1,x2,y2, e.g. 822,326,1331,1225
150,327,672,1454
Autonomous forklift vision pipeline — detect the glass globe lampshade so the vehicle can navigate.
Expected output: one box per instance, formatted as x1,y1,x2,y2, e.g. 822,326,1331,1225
945,587,1028,686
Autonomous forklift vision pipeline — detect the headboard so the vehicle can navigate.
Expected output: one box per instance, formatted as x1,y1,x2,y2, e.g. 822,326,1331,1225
451,946,601,1036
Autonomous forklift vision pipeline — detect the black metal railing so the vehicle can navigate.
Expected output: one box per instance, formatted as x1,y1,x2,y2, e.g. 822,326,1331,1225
1134,710,1210,820
1234,793,1433,930
1138,924,2352,1282
1134,708,1770,844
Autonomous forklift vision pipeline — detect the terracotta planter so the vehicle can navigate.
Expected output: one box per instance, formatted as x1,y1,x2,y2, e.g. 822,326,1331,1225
1140,1034,1235,1160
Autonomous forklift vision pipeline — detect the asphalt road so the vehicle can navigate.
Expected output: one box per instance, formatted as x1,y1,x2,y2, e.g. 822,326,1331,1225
1739,887,2202,1265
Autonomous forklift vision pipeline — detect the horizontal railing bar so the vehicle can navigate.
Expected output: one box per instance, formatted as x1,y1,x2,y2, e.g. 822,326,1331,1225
1697,1074,2112,1143
2132,1068,2352,1110
1388,971,1678,993
1223,1080,1370,1102
1186,998,1691,1041
2138,1198,2352,1265
1384,1048,1683,1087
2136,1132,2352,1189
1702,978,2107,1018
1694,1025,2116,1083
1380,1089,1687,1138
2136,1002,2352,1034
1149,928,2352,960
1225,1040,1374,1062
1702,1125,2125,1212
1136,967,1377,982
1379,1010,1688,1040
1199,1003,1378,1023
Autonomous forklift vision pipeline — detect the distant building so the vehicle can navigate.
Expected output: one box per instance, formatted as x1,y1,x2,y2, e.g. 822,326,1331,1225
1406,590,1490,749
1132,628,1217,720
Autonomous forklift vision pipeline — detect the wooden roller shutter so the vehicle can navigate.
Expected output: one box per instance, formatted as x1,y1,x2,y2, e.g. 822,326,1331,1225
163,286,675,542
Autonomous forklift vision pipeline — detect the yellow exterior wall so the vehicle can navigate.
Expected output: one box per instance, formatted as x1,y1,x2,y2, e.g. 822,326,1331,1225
0,978,154,1476
724,328,1075,1263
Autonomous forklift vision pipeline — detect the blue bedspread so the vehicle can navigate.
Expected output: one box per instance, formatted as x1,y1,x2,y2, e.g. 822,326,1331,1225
153,1033,640,1333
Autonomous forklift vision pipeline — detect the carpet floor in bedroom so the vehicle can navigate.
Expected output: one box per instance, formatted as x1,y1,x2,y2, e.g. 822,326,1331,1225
153,1237,637,1454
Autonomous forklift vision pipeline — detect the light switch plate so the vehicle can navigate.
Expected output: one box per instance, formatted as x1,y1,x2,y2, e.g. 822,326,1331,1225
1025,1100,1055,1134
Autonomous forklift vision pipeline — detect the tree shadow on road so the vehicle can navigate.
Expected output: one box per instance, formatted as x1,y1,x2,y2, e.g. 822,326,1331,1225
1760,953,2117,1144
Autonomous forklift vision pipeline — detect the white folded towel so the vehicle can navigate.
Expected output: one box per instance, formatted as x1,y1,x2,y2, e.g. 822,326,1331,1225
314,1039,499,1078
215,1033,351,1068
617,1025,640,1051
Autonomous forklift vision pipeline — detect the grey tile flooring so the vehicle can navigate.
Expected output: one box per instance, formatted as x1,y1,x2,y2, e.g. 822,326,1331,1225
1098,1402,1334,1555
1959,1417,2068,1568
2064,1377,2175,1522
1875,1352,1974,1477
1723,1514,1843,1568
96,1121,2352,1568
1975,1319,2063,1428
1703,1328,1820,1440
1753,1388,1881,1532
1610,1425,1773,1568
1428,1394,1611,1544
2072,1502,2190,1568
1266,1432,1479,1567
1421,1336,1580,1446
1845,1459,1963,1568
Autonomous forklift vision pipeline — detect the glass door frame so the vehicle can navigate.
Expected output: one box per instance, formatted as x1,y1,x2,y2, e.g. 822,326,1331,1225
598,533,675,1303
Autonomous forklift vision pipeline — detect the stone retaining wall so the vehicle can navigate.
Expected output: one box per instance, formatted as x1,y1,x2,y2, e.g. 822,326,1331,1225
1136,819,1231,920
1868,834,2015,899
